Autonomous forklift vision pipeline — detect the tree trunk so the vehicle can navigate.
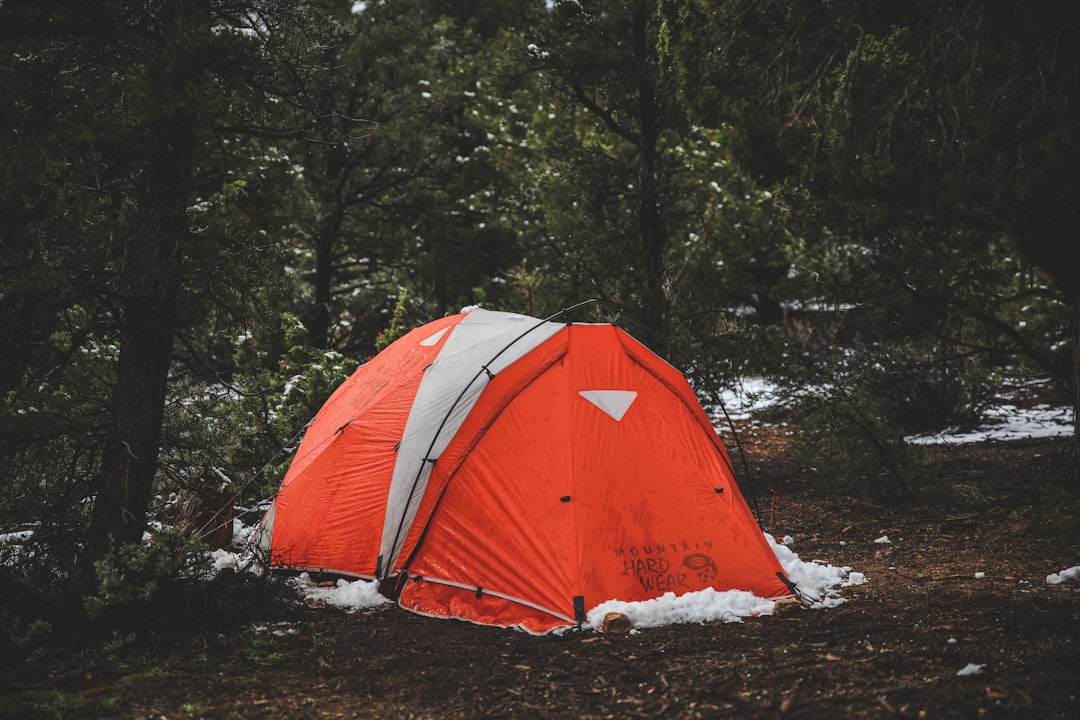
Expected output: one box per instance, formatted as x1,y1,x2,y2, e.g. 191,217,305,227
85,0,206,565
1073,294,1080,488
632,0,668,347
87,280,179,558
309,226,335,348
308,143,344,348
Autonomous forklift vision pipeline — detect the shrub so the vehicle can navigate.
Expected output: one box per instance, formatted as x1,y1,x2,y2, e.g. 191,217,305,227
83,525,212,621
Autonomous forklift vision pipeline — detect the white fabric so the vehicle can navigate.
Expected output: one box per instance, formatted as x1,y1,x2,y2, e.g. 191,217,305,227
252,500,276,556
419,326,450,347
377,309,564,574
578,390,638,421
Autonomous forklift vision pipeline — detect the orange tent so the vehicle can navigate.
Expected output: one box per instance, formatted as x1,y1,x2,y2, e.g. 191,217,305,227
258,308,793,632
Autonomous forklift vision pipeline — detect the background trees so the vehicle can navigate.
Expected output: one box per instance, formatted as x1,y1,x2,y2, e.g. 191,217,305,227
0,0,342,572
658,0,1079,477
1,0,1076,615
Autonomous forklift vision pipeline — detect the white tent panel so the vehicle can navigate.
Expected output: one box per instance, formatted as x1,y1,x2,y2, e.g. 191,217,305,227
377,309,564,574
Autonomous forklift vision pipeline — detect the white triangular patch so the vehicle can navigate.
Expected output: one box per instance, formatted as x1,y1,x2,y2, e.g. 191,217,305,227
579,390,638,421
419,327,450,347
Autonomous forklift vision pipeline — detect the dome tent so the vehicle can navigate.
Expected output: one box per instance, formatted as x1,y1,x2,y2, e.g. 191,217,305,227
257,305,793,632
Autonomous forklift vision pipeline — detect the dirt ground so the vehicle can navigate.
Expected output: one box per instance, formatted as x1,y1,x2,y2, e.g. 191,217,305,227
4,432,1079,719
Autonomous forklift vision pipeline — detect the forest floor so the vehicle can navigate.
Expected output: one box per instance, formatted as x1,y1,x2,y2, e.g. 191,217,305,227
3,430,1079,719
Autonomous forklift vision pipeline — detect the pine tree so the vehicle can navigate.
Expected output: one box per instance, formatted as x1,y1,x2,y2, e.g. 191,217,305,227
0,0,346,569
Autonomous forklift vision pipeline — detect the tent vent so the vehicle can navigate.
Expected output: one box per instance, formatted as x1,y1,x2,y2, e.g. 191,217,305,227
560,495,571,503
573,595,586,624
578,390,637,421
714,487,724,494
419,326,450,347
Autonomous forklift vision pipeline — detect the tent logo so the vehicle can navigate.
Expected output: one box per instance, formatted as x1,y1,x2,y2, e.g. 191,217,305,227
683,553,718,583
419,327,450,347
578,390,637,421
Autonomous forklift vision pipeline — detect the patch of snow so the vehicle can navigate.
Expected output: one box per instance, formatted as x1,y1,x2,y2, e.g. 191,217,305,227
292,574,389,612
770,533,866,607
713,378,782,422
711,376,1073,445
587,588,774,628
0,529,35,564
906,403,1073,445
1046,566,1080,585
0,529,34,544
211,548,244,574
874,535,892,544
253,621,298,636
957,663,986,676
585,533,865,629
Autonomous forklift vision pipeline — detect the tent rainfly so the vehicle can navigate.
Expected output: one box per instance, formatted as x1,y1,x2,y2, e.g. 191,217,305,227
257,307,794,632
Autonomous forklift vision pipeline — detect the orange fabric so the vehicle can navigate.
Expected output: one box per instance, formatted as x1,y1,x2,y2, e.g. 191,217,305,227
398,325,790,628
390,331,570,576
399,578,572,634
268,314,463,576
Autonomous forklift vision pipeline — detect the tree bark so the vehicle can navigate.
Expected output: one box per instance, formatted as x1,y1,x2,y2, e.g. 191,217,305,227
309,226,335,348
87,277,179,557
632,0,668,347
1073,294,1080,488
308,142,345,348
85,0,207,565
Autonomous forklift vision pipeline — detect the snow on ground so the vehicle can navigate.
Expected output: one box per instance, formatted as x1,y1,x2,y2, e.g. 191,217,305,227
714,377,781,422
905,402,1074,445
715,376,1074,445
585,532,863,630
1046,566,1080,585
291,573,390,611
957,662,986,676
276,532,866,632
3,377,1075,633
585,588,775,629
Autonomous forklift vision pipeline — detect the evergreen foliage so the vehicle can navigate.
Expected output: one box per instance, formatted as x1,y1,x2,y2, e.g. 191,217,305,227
0,0,1077,643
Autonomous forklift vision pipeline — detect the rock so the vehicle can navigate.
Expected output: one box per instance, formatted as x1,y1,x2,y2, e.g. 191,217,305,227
772,597,802,617
601,612,633,633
